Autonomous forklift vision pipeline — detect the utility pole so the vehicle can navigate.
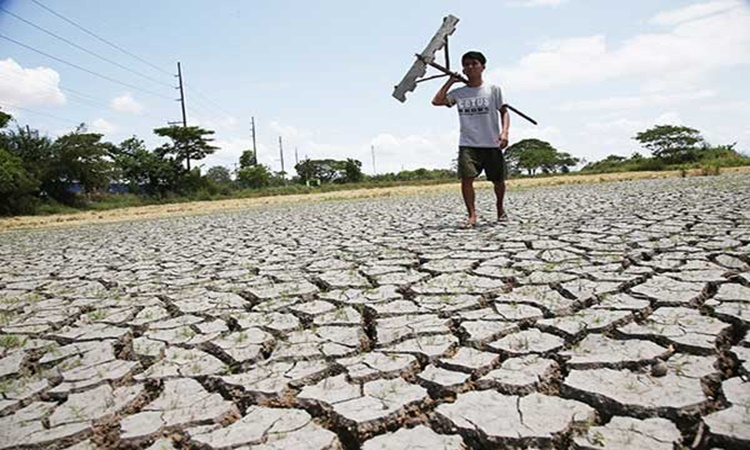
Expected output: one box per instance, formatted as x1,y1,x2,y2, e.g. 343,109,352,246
371,145,376,175
278,136,285,176
177,62,187,128
295,147,299,165
250,116,257,165
170,62,190,169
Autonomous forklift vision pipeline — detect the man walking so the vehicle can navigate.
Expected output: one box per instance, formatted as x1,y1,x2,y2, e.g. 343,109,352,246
432,51,510,228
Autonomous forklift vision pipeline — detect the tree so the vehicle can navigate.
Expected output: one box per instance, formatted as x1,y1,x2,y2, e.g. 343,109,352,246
0,112,39,214
342,158,364,183
294,158,364,184
206,166,232,185
237,164,271,189
0,148,39,215
153,125,218,170
634,125,704,163
505,139,566,175
46,125,112,202
111,136,182,196
553,152,580,173
0,110,10,129
239,149,257,168
3,125,53,188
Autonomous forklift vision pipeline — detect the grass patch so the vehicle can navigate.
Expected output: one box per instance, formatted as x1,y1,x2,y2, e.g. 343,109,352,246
0,334,24,349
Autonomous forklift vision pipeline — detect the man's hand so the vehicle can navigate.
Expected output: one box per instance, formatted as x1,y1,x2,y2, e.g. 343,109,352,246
432,75,460,106
499,132,509,149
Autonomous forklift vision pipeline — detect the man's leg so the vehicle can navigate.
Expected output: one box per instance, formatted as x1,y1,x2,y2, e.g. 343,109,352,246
461,177,477,227
457,147,480,227
486,148,508,221
493,180,507,220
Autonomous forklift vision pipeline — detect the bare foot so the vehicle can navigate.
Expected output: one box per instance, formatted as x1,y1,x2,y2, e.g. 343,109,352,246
497,211,508,222
462,216,478,229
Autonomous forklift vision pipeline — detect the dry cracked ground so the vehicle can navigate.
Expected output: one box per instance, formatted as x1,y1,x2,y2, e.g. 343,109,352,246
1,174,749,450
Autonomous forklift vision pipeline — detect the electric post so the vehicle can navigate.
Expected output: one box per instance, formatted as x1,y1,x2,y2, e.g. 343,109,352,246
250,117,258,165
170,62,190,169
278,136,285,178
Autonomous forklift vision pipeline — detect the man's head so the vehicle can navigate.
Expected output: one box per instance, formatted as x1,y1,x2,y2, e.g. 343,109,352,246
461,51,486,67
461,51,486,84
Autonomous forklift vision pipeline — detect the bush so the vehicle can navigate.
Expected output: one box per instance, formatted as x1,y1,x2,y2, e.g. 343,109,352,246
237,165,271,189
700,164,720,176
0,148,39,215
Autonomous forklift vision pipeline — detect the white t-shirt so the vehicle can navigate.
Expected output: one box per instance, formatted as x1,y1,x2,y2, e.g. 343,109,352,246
446,84,504,148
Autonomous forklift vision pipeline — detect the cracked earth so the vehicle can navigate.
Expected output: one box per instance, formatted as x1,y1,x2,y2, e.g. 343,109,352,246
1,173,749,449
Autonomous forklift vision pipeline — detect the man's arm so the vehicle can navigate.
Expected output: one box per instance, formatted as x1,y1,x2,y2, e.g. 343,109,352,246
432,76,459,106
499,105,510,149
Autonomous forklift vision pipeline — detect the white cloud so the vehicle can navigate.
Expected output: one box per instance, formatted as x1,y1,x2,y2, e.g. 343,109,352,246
701,100,750,112
110,93,143,114
576,119,646,160
269,121,313,141
0,58,65,109
558,89,716,112
650,0,738,26
652,112,683,126
91,118,117,135
512,125,565,147
367,131,457,174
491,0,750,91
584,118,643,134
192,115,239,132
202,138,254,171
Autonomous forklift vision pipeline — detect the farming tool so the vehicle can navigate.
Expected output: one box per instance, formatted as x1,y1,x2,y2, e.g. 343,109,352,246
392,14,537,125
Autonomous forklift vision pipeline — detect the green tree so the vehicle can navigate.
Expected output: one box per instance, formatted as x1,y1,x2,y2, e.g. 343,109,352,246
3,125,53,189
294,158,364,184
111,136,182,196
239,149,257,168
0,148,39,215
237,164,271,189
206,166,232,185
153,125,218,170
553,152,580,173
505,138,565,175
45,126,112,201
0,112,39,214
295,158,333,183
0,110,10,129
342,158,364,183
634,125,704,163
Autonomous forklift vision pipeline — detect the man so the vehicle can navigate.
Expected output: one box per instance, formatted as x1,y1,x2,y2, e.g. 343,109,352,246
432,51,510,228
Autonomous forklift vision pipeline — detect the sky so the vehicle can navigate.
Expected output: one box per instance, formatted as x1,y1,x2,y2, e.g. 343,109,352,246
1,0,749,175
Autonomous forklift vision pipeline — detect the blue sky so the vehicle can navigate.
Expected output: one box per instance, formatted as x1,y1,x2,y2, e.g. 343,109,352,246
1,0,749,175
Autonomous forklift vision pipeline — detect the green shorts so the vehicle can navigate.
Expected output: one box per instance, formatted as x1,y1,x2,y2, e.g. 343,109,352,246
457,146,507,182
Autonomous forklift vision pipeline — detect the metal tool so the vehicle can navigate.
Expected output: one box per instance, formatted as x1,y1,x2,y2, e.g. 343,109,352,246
392,15,537,126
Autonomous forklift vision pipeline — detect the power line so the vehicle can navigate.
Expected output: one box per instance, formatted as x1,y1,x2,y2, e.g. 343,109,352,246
19,0,235,128
0,74,164,123
2,102,80,125
0,71,109,110
0,7,173,89
0,74,105,112
0,33,173,100
0,69,143,114
30,0,172,77
184,84,236,118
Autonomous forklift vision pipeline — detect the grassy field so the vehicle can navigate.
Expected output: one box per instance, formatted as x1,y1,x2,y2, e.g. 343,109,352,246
2,166,749,232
